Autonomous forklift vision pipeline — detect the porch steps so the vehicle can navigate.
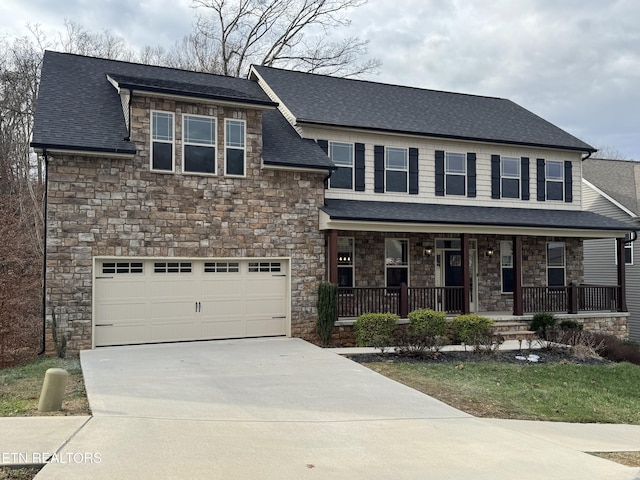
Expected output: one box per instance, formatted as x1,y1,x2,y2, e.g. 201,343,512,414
492,321,537,342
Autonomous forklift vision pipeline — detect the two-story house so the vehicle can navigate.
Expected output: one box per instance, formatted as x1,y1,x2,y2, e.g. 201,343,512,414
32,51,632,351
582,158,640,342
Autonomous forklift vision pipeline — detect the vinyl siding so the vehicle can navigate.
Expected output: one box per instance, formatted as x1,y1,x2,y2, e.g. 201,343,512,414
302,125,583,210
583,181,640,341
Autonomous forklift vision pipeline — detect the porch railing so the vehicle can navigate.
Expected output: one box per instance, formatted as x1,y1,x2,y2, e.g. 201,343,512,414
337,285,464,318
337,283,621,318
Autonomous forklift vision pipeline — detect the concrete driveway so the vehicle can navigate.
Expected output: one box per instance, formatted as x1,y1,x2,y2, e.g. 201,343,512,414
35,338,639,479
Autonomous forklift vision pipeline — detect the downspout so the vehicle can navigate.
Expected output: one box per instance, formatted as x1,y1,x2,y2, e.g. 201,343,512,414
581,151,593,162
38,150,49,355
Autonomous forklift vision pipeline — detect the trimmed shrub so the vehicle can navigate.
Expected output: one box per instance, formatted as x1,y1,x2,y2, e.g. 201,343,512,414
559,319,583,331
316,282,337,346
354,313,398,352
396,309,448,357
530,312,557,340
407,309,447,337
596,335,640,365
449,314,494,345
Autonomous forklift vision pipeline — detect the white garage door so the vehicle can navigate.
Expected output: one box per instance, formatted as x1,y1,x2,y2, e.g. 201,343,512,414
93,258,289,347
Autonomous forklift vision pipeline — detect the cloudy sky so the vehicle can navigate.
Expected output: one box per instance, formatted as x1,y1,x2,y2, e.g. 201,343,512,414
2,0,638,159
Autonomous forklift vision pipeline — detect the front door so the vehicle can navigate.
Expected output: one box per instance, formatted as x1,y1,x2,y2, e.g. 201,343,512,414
437,245,477,312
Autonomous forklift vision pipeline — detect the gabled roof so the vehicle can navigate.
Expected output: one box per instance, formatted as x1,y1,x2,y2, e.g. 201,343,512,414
321,199,634,235
261,109,334,170
252,65,595,153
583,158,640,216
32,51,331,171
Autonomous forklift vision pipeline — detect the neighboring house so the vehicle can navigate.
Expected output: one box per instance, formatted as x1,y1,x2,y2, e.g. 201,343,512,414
582,158,640,342
31,51,633,351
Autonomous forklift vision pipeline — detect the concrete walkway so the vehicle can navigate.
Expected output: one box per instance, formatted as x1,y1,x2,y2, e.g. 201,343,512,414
0,338,637,479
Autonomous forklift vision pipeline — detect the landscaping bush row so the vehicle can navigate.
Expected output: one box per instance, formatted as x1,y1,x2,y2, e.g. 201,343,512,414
354,310,498,355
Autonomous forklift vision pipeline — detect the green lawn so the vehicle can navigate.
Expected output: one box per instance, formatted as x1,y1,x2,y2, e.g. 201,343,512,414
365,361,640,424
0,356,89,416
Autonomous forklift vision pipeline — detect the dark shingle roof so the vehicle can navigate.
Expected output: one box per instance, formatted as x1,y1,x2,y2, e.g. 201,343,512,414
583,158,640,215
32,52,297,161
262,109,334,170
321,199,634,232
253,65,595,153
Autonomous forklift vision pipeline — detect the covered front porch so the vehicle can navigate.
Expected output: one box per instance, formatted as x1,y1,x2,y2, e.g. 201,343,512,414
320,199,632,322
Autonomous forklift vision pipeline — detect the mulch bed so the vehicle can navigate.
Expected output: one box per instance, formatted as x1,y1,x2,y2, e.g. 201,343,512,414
346,347,610,365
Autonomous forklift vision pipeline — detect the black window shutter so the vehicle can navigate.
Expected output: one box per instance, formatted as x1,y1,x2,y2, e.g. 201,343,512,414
491,155,501,199
374,145,384,193
564,161,573,202
536,158,546,201
435,150,445,196
521,157,530,200
318,139,329,188
409,147,419,194
467,153,476,198
355,143,365,192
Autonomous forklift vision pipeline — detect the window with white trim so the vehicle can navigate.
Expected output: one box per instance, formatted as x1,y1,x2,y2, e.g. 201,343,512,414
385,147,408,193
183,114,216,175
102,262,143,274
154,262,192,273
225,119,245,176
248,262,282,273
545,161,564,201
500,241,514,293
445,152,466,196
337,237,354,287
501,157,520,199
385,238,409,287
204,262,239,273
329,142,354,189
547,242,565,286
614,233,634,265
151,111,174,172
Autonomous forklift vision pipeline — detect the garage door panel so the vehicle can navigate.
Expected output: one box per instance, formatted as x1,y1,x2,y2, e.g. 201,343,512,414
94,258,289,346
150,322,200,342
95,324,149,346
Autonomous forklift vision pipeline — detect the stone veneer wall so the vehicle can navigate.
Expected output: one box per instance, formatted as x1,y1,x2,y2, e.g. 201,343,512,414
336,232,583,313
45,97,326,351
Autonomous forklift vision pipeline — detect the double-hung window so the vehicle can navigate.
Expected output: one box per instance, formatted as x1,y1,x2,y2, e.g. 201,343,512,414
547,242,565,286
385,238,409,287
545,161,564,201
225,119,245,176
500,241,514,293
329,142,354,189
385,147,408,193
183,115,216,175
445,152,466,196
337,237,354,287
151,111,174,172
615,233,634,265
501,157,520,199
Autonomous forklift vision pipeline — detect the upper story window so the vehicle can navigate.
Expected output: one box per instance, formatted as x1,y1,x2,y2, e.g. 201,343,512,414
385,238,409,287
183,115,216,175
385,147,408,193
445,152,466,196
225,119,246,176
329,142,354,189
501,157,521,199
151,111,174,172
547,242,565,287
545,160,564,201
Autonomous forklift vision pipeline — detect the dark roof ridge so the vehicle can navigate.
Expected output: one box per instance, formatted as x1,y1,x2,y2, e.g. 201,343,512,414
45,50,252,84
253,64,506,102
586,157,639,164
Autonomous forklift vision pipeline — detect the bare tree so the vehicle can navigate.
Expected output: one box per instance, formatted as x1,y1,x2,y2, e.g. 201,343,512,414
57,20,136,61
593,145,630,161
190,0,380,77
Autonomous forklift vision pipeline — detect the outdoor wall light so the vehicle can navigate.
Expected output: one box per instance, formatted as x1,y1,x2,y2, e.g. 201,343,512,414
486,248,495,257
422,245,433,257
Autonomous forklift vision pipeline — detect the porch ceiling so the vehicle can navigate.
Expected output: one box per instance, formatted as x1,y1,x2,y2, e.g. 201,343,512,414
319,199,635,238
